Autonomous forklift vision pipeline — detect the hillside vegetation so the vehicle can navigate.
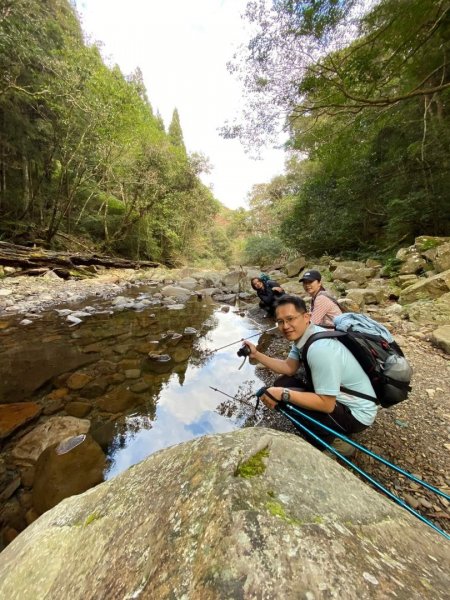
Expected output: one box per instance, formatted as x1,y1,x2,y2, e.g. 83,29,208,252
225,0,450,264
0,0,234,266
1,1,449,270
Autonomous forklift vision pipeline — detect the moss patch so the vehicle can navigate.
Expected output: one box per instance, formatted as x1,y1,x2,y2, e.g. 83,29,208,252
74,512,103,528
234,446,269,478
266,500,303,526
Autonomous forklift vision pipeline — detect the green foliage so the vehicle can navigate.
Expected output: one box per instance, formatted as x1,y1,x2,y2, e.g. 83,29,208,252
220,0,450,258
244,236,285,265
168,108,186,151
0,0,223,265
381,257,403,278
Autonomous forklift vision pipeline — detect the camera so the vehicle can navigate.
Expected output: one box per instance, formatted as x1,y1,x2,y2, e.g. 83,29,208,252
237,344,251,358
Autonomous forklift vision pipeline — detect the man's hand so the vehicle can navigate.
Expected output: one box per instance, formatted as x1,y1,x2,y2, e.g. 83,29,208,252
242,340,258,358
261,387,282,410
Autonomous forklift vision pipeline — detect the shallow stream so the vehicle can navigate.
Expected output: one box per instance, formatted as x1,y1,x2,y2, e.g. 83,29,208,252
0,284,274,531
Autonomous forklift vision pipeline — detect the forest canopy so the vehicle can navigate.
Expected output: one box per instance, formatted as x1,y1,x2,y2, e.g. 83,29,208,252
226,0,450,258
1,0,449,268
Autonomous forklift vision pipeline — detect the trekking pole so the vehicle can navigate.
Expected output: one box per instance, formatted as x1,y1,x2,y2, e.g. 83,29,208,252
209,386,258,412
276,404,450,541
209,386,450,540
207,326,278,354
281,402,450,502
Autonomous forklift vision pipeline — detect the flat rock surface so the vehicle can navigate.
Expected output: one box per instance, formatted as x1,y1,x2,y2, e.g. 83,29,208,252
0,428,448,599
0,403,41,440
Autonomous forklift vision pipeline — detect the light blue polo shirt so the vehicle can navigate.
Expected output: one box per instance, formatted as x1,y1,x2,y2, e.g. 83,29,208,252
288,324,378,425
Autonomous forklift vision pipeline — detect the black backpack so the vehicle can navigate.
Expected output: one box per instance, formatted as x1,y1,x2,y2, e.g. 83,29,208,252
301,313,413,408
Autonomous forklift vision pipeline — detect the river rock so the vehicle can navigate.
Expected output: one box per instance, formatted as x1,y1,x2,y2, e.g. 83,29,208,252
406,293,450,326
0,402,42,440
65,402,92,418
221,270,245,289
66,372,93,390
399,269,450,303
432,241,450,272
177,278,197,290
332,264,374,285
32,434,106,516
0,428,448,599
431,325,450,354
197,287,221,297
0,341,100,403
345,287,386,306
143,353,173,374
397,251,427,275
11,417,90,465
284,256,307,277
95,387,141,413
160,285,191,299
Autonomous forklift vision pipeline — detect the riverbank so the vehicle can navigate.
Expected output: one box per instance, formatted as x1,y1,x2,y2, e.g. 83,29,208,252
1,245,449,540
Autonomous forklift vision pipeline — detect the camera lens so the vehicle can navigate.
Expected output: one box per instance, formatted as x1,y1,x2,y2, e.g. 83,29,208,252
237,344,250,357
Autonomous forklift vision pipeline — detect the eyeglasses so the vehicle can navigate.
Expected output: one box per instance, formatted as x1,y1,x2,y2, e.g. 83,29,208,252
275,315,302,327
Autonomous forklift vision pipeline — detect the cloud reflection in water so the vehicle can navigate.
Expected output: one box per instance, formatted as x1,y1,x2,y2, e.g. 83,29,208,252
105,307,267,479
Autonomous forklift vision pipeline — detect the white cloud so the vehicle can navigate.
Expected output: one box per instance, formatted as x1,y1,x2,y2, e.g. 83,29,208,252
74,0,286,209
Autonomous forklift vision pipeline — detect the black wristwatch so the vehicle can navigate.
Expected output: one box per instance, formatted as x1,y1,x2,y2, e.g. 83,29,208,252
281,388,290,403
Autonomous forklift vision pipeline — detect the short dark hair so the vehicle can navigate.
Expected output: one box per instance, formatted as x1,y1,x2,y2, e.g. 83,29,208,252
274,294,307,314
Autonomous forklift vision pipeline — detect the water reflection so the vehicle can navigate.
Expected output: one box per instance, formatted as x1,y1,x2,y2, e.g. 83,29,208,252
105,308,266,478
0,290,268,485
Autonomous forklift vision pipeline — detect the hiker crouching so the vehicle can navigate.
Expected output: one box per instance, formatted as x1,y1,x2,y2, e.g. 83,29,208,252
250,276,285,317
242,295,378,452
299,269,342,327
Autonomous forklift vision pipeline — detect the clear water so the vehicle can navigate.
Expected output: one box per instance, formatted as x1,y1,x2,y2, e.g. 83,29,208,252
0,287,269,482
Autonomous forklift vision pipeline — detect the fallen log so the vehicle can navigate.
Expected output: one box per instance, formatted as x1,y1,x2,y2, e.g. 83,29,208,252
0,241,160,274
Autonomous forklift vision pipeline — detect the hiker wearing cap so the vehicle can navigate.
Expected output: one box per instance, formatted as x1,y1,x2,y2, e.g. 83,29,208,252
299,269,342,327
250,276,285,317
242,295,378,453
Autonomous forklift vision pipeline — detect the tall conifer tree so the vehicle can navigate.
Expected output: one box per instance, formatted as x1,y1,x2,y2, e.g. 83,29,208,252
168,108,186,150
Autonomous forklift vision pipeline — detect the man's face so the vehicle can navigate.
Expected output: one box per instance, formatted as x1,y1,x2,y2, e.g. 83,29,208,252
275,303,310,341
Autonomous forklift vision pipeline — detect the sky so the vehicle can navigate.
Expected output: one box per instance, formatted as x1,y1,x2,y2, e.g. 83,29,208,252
73,0,286,210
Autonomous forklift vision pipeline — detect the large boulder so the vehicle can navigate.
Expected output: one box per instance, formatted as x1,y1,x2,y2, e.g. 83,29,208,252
221,270,246,291
414,235,450,253
32,434,106,515
345,287,387,306
406,293,450,326
160,285,192,300
332,264,377,285
0,429,448,599
284,256,307,277
432,242,450,273
399,269,450,304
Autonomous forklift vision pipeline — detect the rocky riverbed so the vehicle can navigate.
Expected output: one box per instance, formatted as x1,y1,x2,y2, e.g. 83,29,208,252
1,236,450,547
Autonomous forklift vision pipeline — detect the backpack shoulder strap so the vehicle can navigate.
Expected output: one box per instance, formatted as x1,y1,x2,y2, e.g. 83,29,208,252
302,330,346,360
301,331,347,388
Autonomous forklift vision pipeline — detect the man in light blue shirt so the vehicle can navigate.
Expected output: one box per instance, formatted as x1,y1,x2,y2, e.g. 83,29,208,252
243,295,378,450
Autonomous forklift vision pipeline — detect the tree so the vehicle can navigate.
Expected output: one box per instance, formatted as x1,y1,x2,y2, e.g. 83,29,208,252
223,0,450,147
168,108,186,151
